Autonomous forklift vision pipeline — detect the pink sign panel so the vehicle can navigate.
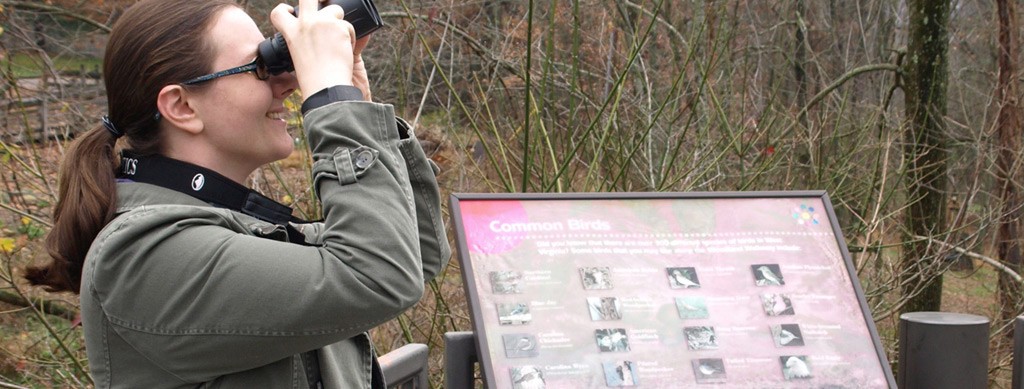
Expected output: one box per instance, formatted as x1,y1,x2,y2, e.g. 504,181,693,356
450,192,895,388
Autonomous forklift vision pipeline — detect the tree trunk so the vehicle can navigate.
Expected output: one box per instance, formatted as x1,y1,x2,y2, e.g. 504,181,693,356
996,0,1024,330
794,0,808,127
901,0,951,314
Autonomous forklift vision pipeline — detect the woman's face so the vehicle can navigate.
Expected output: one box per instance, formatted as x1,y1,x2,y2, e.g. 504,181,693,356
190,7,297,179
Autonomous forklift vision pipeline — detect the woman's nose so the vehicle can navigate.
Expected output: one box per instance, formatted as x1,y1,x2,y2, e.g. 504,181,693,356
269,71,298,98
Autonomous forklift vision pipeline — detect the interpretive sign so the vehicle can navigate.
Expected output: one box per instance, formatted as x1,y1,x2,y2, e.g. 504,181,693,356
449,192,896,388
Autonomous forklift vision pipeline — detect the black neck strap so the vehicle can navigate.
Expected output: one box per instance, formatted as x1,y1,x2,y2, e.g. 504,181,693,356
117,152,308,225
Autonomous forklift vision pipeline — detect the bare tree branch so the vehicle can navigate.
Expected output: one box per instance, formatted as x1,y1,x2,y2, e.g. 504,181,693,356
912,235,1023,284
799,63,901,121
0,0,111,33
0,290,77,321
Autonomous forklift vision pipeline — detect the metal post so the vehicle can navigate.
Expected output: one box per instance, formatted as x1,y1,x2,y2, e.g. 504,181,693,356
379,343,429,389
1014,315,1024,389
898,312,989,389
444,331,479,388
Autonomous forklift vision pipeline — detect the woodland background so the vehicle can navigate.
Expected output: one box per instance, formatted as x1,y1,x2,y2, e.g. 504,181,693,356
1,0,1023,387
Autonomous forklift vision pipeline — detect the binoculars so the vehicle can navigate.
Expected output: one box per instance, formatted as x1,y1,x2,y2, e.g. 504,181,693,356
258,0,383,76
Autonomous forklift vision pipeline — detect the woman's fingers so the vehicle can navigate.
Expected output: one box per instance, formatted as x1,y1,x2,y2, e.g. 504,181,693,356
296,0,320,19
354,35,370,57
269,3,296,31
319,4,345,20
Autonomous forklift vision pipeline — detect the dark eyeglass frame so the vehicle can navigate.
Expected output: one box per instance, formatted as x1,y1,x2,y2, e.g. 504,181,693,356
180,57,269,86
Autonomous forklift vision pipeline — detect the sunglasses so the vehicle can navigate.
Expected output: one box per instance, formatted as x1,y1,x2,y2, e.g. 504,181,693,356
180,57,270,86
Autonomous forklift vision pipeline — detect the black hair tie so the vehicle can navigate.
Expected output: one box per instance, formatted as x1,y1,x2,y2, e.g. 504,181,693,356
102,115,124,138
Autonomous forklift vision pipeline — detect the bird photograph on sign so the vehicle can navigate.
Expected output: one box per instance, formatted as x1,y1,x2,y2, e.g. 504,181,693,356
579,266,614,290
780,355,812,380
752,264,786,286
691,358,727,384
510,366,545,389
667,267,702,289
675,296,710,320
502,334,539,358
684,326,719,351
587,297,623,321
771,324,805,347
497,302,532,325
595,328,631,352
489,271,524,295
602,360,638,386
760,293,796,316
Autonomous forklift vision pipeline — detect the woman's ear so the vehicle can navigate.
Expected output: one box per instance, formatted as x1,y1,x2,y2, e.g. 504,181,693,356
156,85,203,135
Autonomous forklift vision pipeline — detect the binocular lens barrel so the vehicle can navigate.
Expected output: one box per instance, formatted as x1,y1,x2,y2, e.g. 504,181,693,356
257,0,383,76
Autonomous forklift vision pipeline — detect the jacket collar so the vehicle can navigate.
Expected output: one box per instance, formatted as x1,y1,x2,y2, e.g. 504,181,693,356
115,181,210,215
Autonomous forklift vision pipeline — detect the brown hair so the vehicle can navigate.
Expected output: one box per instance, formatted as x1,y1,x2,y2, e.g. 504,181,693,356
25,0,237,293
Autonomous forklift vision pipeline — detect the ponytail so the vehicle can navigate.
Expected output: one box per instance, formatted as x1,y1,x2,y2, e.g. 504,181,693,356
24,125,120,293
22,0,235,294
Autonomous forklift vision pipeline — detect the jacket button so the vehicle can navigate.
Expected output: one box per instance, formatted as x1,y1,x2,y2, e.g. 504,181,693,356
355,150,375,168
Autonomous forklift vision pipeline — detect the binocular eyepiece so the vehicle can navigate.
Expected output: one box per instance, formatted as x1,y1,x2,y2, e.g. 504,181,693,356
258,0,383,76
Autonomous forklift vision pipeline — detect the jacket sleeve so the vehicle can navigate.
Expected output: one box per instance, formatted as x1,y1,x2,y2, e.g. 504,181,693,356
395,117,450,282
294,117,451,282
84,102,443,382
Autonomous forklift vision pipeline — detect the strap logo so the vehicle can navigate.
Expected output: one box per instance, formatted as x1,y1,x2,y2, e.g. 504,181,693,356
191,174,205,191
120,157,138,176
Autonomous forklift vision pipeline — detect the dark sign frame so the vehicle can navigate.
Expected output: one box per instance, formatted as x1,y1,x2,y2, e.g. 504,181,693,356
449,191,897,388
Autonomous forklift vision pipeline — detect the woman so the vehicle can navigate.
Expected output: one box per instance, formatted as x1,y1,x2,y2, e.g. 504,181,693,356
24,0,450,387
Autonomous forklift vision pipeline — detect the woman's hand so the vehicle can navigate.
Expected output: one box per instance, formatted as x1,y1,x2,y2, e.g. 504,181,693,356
352,36,372,102
270,0,361,102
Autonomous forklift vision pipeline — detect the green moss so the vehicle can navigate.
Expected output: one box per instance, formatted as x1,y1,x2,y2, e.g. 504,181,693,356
1,53,102,79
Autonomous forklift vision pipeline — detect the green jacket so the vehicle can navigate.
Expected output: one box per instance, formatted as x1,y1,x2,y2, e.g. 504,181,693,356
80,102,451,388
